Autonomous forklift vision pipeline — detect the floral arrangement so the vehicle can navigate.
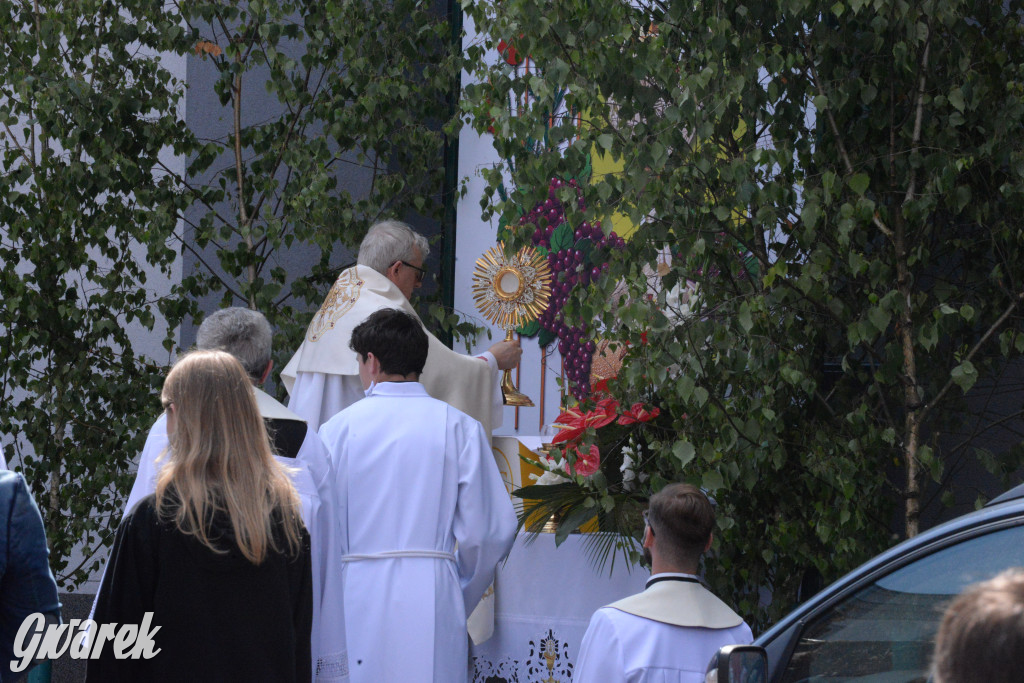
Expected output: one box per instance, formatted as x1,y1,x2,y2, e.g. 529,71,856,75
513,379,668,566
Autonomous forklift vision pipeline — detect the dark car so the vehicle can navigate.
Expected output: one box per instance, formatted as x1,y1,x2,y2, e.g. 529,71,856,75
756,483,1024,682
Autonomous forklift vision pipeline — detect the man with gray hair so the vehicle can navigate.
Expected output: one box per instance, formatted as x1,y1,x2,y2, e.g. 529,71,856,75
108,307,348,681
282,219,521,433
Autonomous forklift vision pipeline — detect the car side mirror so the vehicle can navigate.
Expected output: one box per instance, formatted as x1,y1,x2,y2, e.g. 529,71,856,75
705,644,768,683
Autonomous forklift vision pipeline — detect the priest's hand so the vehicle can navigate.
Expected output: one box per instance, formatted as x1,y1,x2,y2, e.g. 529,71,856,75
488,340,522,370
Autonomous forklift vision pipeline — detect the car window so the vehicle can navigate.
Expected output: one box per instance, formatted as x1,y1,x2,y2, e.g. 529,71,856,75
779,524,1024,682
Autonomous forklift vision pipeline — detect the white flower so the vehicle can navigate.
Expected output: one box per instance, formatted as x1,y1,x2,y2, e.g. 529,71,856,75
620,444,638,492
531,470,571,486
661,278,699,322
528,450,571,485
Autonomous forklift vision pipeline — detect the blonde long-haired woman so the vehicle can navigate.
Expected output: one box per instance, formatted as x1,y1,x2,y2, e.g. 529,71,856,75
87,350,312,682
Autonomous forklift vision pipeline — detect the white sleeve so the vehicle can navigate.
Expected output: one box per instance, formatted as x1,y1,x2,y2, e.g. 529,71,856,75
286,371,365,431
573,609,628,683
123,416,168,517
297,430,349,681
452,416,517,612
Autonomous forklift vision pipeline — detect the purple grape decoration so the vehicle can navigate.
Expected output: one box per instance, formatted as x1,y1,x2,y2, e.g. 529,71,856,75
521,176,624,398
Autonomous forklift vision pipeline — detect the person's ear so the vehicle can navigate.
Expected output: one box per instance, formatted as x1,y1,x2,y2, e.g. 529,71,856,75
704,532,714,553
366,352,382,377
643,525,655,550
165,402,177,436
385,260,402,283
259,360,273,385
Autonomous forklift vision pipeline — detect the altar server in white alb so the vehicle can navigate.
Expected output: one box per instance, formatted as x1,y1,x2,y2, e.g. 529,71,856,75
319,308,517,683
574,483,753,683
281,219,521,433
111,308,347,681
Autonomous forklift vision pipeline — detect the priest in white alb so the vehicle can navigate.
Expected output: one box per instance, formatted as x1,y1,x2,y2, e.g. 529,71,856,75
318,308,517,683
574,483,753,683
281,219,521,433
100,308,347,682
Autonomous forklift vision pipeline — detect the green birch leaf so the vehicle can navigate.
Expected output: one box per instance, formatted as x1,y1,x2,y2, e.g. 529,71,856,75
868,306,891,333
672,440,696,468
702,469,725,492
949,88,965,112
738,303,753,334
951,361,978,393
849,173,869,196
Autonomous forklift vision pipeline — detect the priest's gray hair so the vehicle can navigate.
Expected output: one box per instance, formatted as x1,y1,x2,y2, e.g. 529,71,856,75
195,307,272,383
357,220,430,274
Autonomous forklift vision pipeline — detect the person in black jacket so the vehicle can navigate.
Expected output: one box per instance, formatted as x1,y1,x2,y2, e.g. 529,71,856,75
87,351,312,682
0,459,61,680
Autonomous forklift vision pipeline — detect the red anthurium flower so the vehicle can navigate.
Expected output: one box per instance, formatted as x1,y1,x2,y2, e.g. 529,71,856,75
551,400,619,444
497,39,522,66
592,378,612,397
569,444,600,477
617,403,661,425
554,405,587,423
592,398,620,427
552,406,587,444
552,428,583,445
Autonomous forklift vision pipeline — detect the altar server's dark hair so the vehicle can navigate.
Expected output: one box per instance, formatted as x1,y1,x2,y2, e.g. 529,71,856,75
350,308,429,376
648,483,715,569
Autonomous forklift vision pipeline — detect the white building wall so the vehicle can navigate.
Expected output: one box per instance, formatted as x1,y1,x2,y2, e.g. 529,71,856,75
455,15,565,438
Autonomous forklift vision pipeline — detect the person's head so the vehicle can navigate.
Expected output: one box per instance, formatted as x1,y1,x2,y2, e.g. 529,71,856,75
644,483,715,573
357,220,430,299
932,568,1024,683
348,308,429,389
195,307,273,384
157,350,302,564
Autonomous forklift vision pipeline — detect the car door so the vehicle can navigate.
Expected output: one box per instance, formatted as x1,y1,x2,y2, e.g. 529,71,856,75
771,521,1024,682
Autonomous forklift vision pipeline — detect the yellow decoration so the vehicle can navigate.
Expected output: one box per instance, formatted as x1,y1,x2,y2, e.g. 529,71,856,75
519,441,598,534
590,146,638,239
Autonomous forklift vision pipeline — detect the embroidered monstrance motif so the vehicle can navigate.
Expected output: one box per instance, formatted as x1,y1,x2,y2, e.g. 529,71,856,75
306,270,364,342
524,629,573,683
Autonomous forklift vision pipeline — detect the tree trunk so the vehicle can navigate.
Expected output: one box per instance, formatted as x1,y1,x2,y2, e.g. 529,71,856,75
896,228,921,538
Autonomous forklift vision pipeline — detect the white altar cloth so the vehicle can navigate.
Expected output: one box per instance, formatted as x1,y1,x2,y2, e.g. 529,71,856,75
469,532,647,683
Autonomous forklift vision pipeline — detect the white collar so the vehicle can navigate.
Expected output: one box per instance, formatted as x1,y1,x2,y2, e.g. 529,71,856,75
365,381,429,399
646,572,700,588
253,387,306,423
609,576,744,629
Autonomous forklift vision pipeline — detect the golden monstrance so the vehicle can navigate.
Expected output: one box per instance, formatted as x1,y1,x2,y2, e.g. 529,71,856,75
472,244,552,407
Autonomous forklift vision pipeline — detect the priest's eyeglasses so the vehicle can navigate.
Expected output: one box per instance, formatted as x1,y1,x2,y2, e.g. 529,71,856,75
399,260,426,283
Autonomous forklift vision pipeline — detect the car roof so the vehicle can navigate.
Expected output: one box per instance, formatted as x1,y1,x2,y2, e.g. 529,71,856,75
987,482,1024,506
756,488,1024,647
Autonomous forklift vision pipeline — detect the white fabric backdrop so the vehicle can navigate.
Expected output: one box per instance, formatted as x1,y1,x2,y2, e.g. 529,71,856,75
470,533,647,683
